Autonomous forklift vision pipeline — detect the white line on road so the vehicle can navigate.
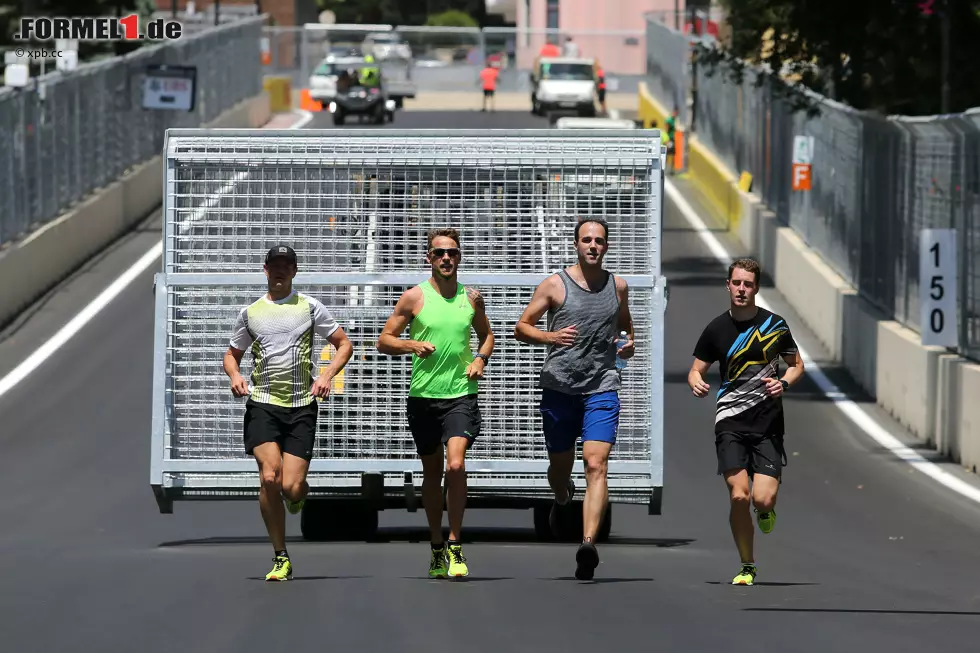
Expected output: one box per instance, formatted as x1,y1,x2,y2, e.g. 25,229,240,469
664,180,980,506
0,110,315,401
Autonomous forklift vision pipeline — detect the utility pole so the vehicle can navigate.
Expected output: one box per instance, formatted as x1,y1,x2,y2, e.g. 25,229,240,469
675,0,680,30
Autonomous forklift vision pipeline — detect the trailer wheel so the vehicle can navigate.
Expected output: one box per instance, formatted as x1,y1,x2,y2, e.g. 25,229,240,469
301,500,378,541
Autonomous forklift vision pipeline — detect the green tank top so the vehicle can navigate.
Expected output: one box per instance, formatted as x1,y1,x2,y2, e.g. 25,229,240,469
409,281,479,399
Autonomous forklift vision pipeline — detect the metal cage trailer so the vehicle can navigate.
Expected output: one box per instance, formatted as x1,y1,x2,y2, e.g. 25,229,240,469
151,128,667,542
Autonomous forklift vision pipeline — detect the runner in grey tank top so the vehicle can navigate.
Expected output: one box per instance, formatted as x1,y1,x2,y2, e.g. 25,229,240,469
539,269,621,395
515,218,636,582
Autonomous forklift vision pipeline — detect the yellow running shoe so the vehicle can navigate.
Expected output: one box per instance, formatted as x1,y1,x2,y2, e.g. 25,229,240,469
285,497,305,515
447,544,469,578
265,555,292,581
428,546,449,579
756,509,776,534
731,563,756,586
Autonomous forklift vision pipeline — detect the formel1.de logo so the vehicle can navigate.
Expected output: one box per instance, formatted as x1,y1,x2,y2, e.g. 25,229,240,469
14,15,183,41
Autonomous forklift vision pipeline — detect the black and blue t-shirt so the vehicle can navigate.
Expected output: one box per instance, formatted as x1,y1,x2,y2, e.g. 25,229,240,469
693,308,798,436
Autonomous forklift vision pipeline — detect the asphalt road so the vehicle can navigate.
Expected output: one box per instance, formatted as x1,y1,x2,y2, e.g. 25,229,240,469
1,110,980,653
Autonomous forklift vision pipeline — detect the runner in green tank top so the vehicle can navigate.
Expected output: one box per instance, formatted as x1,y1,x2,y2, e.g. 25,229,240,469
377,228,495,579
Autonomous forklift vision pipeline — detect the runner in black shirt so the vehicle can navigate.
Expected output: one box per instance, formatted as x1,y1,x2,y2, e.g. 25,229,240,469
688,258,805,586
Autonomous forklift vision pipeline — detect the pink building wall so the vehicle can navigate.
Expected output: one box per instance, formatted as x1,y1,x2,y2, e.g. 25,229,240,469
515,0,678,75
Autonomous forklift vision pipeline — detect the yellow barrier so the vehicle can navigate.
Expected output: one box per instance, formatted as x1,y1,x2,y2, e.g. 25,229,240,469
687,142,742,231
263,76,293,114
638,82,744,231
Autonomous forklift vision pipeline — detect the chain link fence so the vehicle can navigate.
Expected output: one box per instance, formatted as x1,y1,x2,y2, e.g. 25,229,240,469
0,15,263,249
644,23,980,362
262,25,645,96
643,14,689,125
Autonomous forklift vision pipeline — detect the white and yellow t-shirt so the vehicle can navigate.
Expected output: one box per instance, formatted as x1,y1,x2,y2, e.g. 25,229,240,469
230,291,340,408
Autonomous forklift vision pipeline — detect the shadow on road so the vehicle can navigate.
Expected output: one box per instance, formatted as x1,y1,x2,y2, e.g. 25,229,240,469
744,608,980,616
706,581,819,587
159,528,696,548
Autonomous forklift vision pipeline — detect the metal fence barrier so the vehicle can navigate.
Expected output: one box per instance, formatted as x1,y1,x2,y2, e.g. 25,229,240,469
262,25,646,96
0,15,263,249
151,128,667,524
643,21,980,362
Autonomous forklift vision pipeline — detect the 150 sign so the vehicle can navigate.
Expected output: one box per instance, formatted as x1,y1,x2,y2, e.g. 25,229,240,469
919,229,957,348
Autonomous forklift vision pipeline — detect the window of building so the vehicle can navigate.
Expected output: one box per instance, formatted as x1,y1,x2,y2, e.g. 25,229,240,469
546,0,559,30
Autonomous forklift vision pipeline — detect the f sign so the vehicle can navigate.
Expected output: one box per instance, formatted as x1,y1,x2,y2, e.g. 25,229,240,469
792,163,812,191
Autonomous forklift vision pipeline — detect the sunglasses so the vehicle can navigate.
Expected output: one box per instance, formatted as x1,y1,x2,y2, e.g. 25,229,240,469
430,248,460,258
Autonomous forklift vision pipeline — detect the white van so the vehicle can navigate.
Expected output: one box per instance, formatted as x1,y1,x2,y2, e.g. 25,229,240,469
531,56,597,117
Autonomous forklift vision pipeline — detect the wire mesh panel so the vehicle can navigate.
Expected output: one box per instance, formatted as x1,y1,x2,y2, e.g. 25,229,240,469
153,128,665,507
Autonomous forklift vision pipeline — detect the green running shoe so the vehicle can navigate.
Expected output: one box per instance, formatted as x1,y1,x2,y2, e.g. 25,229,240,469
756,508,776,534
731,563,756,586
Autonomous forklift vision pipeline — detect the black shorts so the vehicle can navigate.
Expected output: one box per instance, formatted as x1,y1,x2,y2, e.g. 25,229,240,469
243,399,318,461
715,431,787,479
406,394,481,456
483,89,495,97
597,89,606,102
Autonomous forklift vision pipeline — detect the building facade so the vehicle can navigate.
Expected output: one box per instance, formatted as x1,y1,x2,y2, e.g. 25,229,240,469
494,0,683,74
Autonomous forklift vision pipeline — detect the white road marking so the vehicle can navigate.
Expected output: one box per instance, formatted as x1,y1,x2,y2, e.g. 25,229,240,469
0,110,315,400
664,180,980,505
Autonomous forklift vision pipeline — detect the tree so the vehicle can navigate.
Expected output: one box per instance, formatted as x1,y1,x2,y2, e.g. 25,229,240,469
425,9,477,28
697,0,980,116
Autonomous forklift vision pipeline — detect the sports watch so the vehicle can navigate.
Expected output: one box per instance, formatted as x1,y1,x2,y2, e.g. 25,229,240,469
475,353,490,365
779,379,789,392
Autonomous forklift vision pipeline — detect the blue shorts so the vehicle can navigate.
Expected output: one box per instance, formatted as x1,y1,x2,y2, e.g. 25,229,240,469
539,388,620,453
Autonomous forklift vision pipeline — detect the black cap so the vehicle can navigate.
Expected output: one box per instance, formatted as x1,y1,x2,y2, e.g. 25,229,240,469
265,245,297,265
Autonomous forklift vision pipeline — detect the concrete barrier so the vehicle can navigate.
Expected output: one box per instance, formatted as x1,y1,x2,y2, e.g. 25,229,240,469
643,77,980,479
773,227,855,361
0,92,272,330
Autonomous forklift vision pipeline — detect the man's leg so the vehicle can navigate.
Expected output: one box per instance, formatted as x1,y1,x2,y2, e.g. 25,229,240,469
574,391,619,581
723,468,754,564
281,401,316,514
419,448,445,545
541,389,579,535
750,435,783,534
445,436,469,543
281,453,311,511
254,442,287,552
581,440,612,542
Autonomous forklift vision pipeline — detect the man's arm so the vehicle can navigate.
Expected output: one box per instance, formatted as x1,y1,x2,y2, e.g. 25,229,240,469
223,346,249,397
762,351,805,398
762,327,805,397
688,358,712,398
514,276,576,346
225,310,252,397
465,287,495,380
615,276,635,360
376,288,434,357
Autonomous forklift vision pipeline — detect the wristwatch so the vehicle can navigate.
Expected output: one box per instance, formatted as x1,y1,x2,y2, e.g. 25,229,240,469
475,353,490,365
779,379,789,392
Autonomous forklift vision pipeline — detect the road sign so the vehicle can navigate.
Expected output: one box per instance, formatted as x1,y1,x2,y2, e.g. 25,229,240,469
793,135,814,164
142,64,197,111
919,229,958,348
792,163,811,191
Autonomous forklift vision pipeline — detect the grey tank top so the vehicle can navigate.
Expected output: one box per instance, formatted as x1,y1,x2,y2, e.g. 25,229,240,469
539,269,622,395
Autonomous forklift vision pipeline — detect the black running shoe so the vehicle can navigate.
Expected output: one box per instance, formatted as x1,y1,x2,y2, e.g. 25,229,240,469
575,540,600,581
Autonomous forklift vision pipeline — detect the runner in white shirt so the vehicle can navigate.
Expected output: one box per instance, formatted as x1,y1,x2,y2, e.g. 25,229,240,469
223,245,353,581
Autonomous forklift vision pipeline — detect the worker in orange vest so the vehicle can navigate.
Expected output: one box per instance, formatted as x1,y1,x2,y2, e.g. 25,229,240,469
595,62,607,115
479,60,500,112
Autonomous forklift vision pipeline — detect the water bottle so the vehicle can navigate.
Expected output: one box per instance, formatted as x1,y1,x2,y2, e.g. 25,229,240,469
615,331,628,370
